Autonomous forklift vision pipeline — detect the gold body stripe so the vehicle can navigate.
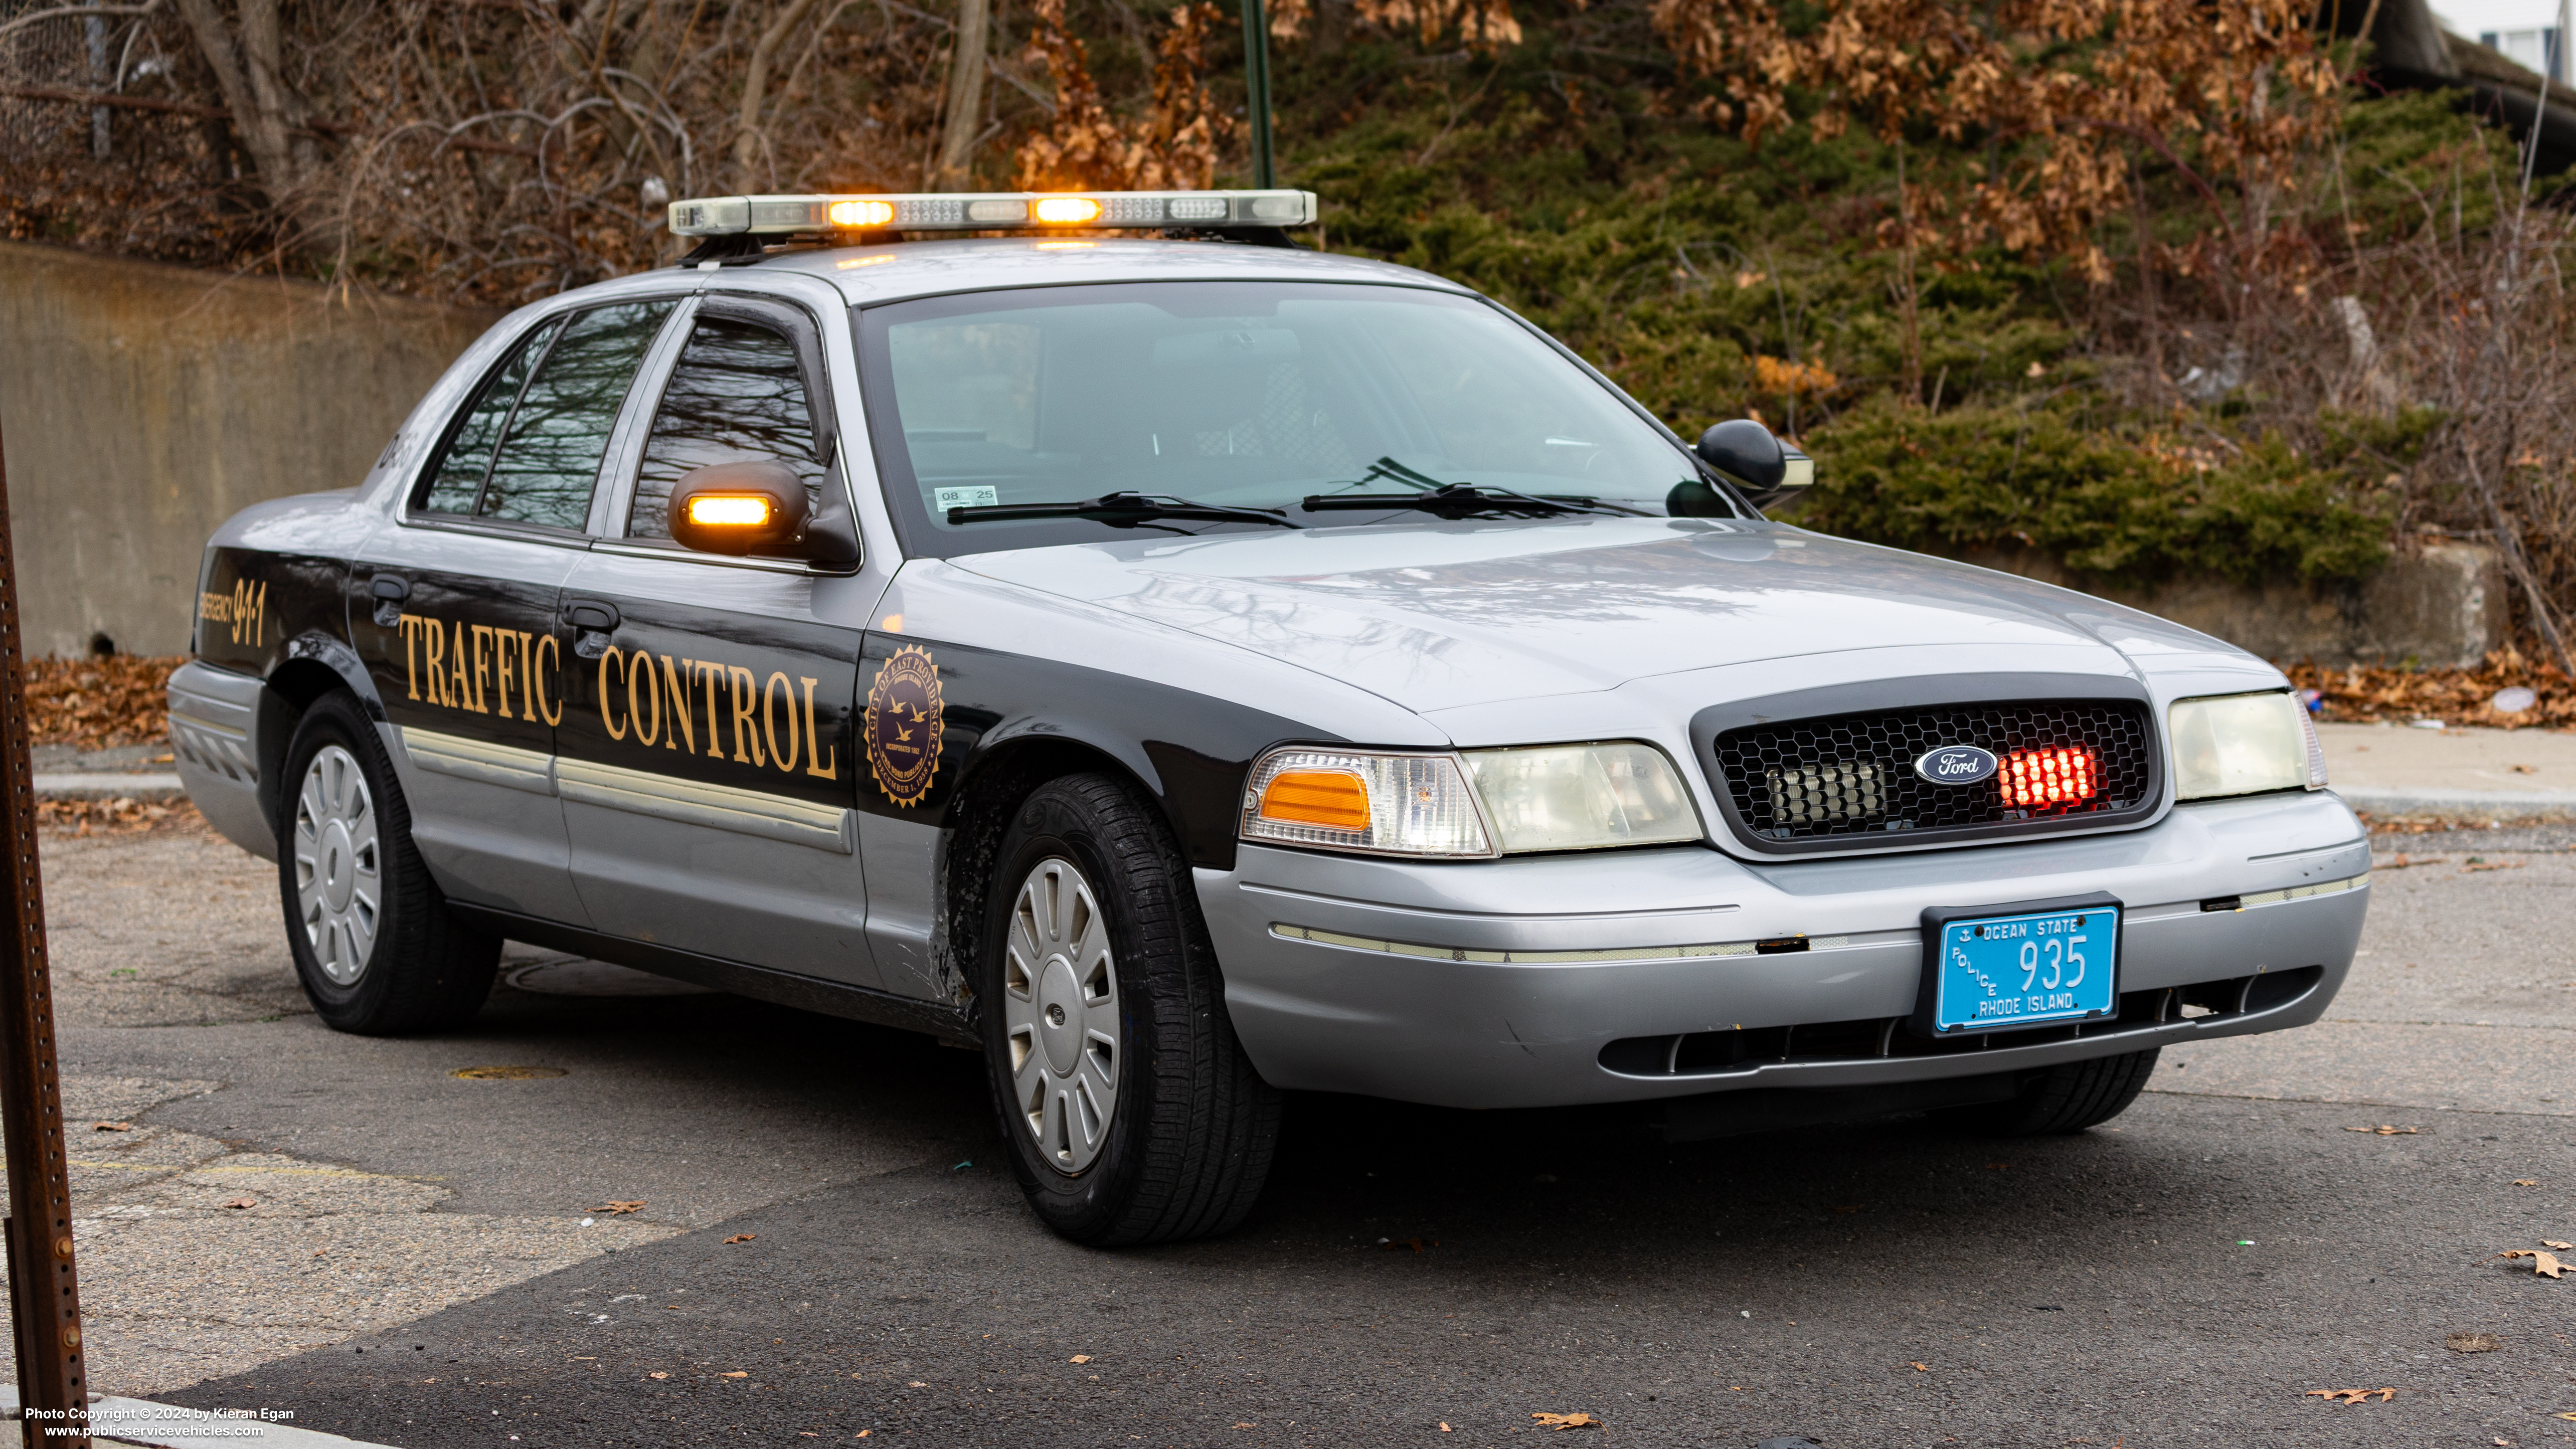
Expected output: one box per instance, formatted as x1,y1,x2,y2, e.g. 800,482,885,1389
402,728,555,795
555,756,853,854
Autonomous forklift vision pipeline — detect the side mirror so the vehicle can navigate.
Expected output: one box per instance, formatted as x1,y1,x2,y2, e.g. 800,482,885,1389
1695,419,1815,506
667,459,858,566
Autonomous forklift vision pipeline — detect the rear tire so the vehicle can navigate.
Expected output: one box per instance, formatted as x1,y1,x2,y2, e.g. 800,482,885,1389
276,691,498,1035
977,773,1280,1245
1951,1047,2159,1136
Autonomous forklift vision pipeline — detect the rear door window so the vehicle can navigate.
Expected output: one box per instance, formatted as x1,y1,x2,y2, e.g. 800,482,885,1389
418,300,676,528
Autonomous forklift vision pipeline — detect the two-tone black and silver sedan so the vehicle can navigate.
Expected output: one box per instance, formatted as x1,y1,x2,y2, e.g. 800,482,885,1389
171,189,2368,1244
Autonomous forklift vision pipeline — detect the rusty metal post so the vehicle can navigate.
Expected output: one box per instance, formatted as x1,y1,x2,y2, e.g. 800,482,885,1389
0,414,91,1443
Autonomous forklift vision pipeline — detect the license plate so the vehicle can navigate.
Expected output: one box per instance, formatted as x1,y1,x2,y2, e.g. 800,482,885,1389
1919,897,2120,1035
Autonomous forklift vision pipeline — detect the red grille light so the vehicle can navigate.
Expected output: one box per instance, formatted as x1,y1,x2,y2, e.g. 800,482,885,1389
2001,747,2099,810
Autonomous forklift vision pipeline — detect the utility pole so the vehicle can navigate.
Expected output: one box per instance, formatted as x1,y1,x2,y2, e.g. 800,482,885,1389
0,415,92,1446
1240,0,1275,188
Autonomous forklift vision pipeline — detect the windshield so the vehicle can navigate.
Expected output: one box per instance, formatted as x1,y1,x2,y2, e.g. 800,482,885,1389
854,281,1738,557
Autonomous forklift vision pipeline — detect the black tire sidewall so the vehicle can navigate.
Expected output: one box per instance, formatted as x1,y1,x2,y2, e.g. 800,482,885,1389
978,781,1166,1240
276,693,415,1028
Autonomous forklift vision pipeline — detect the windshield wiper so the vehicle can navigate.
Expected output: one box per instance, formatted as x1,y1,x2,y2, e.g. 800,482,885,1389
946,492,1302,529
1300,481,1624,518
1302,456,1634,518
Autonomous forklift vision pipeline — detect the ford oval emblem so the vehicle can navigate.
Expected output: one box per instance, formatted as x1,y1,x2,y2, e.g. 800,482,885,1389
1914,745,1999,786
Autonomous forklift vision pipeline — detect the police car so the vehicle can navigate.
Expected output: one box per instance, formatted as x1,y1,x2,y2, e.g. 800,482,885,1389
169,189,2368,1245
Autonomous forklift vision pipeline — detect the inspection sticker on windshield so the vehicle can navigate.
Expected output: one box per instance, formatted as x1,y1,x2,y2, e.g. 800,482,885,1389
1921,900,2119,1035
934,486,1000,510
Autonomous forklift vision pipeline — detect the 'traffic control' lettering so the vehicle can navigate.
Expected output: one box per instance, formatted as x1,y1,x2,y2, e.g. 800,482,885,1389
596,646,838,780
388,612,839,782
394,613,563,724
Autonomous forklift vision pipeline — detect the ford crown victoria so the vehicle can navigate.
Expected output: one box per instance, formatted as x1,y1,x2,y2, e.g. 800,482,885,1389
169,189,2368,1244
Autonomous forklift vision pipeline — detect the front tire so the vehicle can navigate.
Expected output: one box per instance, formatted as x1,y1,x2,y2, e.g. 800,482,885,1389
277,691,498,1035
978,774,1280,1245
1952,1047,2160,1136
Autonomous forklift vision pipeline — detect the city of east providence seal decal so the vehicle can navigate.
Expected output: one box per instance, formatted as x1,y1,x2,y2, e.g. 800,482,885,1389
866,645,944,807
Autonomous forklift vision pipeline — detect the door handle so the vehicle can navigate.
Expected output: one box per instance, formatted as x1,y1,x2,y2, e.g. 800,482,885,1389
565,600,620,658
369,573,409,627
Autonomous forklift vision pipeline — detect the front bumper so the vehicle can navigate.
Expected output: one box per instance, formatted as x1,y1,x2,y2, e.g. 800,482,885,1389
1198,790,2368,1109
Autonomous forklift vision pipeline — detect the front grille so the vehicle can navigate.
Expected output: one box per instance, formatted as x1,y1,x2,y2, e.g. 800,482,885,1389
1712,699,2155,847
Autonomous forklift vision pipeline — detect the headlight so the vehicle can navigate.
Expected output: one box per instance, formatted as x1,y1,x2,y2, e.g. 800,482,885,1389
1462,743,1702,852
1241,749,1495,857
2170,691,2327,801
1241,742,1701,858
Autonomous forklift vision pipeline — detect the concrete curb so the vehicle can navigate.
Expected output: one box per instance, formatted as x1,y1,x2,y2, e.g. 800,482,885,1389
0,1385,400,1448
2335,784,2576,819
32,774,187,801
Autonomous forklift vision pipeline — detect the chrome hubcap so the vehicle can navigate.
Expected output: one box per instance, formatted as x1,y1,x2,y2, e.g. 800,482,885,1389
1003,857,1120,1175
292,745,381,986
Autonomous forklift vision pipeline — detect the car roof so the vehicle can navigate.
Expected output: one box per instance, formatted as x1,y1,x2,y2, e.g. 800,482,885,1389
732,236,1476,306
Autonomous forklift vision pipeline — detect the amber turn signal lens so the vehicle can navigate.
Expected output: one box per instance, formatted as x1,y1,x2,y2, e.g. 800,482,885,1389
686,494,773,527
1032,197,1103,225
1258,770,1370,831
828,199,897,228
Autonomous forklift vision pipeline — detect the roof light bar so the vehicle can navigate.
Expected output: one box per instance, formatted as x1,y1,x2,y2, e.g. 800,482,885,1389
667,190,1318,237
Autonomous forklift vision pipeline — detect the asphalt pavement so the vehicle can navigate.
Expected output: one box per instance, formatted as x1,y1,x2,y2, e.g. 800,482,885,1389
24,820,2576,1448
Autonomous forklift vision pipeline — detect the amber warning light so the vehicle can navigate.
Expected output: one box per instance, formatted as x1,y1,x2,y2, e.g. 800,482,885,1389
2001,747,2099,810
667,190,1317,237
685,494,774,528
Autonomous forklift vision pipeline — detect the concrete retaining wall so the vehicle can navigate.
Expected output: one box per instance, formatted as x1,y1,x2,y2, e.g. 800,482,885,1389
0,242,497,657
1954,540,2506,670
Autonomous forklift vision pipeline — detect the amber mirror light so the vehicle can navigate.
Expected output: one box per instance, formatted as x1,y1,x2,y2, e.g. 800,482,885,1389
667,459,811,557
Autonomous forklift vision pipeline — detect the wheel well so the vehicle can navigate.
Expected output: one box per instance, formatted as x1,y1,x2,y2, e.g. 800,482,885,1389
938,740,1173,1019
254,659,360,824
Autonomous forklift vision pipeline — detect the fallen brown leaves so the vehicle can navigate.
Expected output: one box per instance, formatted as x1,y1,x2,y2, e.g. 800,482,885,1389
2447,1333,2501,1353
719,1371,748,1379
1531,1412,1603,1430
2461,861,2526,873
2345,1125,2420,1136
646,1371,669,1380
92,1121,134,1132
594,1201,645,1215
2285,651,2576,730
722,1233,756,1244
2306,1387,2395,1404
25,654,186,749
220,1197,255,1209
38,798,203,835
2493,1249,2567,1278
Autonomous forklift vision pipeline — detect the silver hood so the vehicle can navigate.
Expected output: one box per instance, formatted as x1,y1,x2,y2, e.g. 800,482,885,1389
952,516,2255,717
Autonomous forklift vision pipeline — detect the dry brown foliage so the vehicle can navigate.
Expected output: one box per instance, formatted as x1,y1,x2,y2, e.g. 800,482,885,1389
1013,0,1236,192
36,797,206,836
1265,0,1521,51
24,654,185,750
1647,0,2341,281
5,0,1239,303
2284,649,2576,729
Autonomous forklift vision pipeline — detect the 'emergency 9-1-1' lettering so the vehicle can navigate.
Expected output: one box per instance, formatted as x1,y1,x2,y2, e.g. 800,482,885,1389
392,611,837,781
